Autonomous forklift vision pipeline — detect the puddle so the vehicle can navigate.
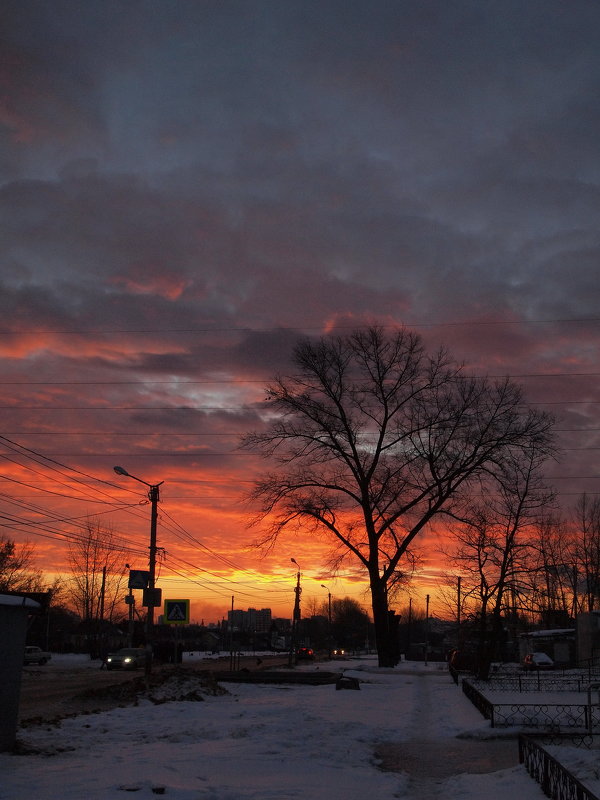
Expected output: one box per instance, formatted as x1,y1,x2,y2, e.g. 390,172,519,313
374,737,519,778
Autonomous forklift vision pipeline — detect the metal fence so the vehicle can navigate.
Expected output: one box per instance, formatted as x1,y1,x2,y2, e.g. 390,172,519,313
472,674,590,693
519,734,600,800
462,679,600,731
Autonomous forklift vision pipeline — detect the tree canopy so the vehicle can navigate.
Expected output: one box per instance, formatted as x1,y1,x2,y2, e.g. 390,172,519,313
243,326,555,666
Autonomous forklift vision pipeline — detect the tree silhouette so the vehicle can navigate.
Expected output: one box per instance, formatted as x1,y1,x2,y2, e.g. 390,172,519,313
243,326,554,667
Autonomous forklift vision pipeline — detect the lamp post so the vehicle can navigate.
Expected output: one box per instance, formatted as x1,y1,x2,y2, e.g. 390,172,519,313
321,584,332,660
289,558,302,666
114,466,163,677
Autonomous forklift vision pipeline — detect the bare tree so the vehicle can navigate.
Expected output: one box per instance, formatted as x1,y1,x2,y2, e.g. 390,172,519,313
243,326,554,666
66,518,127,624
445,438,554,677
573,494,600,613
0,535,44,592
527,514,576,622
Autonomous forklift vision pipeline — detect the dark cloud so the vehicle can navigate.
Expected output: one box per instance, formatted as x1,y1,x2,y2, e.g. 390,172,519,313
1,0,600,614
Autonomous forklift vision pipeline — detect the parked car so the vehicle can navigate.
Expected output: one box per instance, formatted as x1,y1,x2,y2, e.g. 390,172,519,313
23,645,51,665
522,652,554,670
105,647,147,670
296,647,315,661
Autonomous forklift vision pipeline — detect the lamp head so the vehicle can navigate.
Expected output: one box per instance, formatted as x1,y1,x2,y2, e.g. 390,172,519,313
114,466,129,476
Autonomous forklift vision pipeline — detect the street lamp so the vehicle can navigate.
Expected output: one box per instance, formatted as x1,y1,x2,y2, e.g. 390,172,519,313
321,584,332,660
289,558,302,666
114,466,163,677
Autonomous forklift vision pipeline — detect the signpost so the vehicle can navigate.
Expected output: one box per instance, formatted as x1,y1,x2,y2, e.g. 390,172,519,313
128,570,149,590
164,599,190,625
164,599,190,664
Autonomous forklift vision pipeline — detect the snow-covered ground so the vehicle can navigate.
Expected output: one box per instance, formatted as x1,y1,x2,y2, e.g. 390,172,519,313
2,655,552,800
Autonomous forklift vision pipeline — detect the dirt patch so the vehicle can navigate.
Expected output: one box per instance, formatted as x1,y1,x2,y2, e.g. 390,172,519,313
374,737,519,779
19,668,229,727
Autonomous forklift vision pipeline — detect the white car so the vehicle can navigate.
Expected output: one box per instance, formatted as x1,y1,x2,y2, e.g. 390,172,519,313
522,652,554,670
23,645,51,665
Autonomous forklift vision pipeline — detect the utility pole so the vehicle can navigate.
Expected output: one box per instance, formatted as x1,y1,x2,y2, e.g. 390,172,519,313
425,594,430,666
457,575,461,649
407,597,412,658
147,482,160,645
114,466,163,679
99,566,106,622
229,595,235,671
128,591,135,647
289,558,302,666
321,584,332,659
98,565,107,661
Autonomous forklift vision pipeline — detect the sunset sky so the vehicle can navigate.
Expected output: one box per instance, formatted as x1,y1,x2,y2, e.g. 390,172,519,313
2,1,600,623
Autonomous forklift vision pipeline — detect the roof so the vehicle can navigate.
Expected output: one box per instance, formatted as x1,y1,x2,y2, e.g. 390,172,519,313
519,628,575,638
0,593,42,609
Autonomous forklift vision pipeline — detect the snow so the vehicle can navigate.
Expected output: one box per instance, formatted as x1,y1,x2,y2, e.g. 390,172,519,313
2,655,551,800
545,743,600,796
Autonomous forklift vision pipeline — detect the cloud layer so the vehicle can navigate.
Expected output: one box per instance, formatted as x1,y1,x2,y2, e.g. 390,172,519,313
1,1,599,618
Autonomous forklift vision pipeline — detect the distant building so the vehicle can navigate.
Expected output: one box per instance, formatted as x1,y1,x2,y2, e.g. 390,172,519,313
227,607,272,633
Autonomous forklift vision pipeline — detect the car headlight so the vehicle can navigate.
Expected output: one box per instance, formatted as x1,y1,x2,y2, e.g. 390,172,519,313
123,657,132,664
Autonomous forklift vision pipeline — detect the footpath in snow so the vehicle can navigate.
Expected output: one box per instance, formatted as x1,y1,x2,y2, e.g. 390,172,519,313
1,656,547,800
358,661,546,799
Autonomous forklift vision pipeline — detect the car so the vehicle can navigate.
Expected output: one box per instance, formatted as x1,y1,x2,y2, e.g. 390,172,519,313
332,648,346,657
105,647,147,670
296,647,315,661
23,645,51,665
523,652,554,671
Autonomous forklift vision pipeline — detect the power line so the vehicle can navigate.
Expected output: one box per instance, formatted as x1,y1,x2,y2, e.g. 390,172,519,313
0,380,264,385
1,371,600,386
1,316,599,335
0,435,298,596
1,400,599,412
1,426,598,435
0,432,243,436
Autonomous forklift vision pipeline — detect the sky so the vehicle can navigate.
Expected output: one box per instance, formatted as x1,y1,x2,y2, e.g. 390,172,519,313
1,0,600,622
3,654,552,799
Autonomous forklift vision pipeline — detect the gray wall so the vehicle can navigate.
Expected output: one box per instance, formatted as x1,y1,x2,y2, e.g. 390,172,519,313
0,603,32,751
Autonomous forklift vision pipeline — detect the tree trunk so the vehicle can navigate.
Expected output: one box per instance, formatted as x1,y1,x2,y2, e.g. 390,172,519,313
371,579,399,667
477,597,505,680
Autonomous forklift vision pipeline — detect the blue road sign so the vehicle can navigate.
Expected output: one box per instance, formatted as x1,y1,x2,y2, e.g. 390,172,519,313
164,599,190,624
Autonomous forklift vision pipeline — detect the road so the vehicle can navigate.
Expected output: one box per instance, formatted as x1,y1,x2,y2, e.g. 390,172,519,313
18,654,290,722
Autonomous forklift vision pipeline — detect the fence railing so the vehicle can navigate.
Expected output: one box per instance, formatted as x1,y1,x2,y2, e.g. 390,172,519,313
519,734,600,800
462,679,600,731
471,674,592,693
461,679,494,721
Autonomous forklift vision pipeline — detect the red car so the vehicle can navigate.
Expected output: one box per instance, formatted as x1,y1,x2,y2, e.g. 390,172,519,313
296,647,315,661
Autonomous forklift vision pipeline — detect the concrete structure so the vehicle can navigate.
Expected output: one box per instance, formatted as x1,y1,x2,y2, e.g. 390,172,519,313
518,627,576,667
576,611,600,664
0,593,42,751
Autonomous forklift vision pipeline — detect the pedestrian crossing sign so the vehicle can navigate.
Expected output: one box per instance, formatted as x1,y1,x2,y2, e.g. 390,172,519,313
164,599,190,624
